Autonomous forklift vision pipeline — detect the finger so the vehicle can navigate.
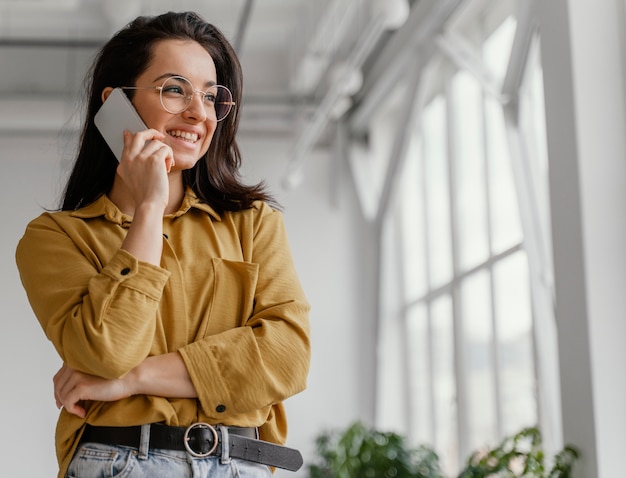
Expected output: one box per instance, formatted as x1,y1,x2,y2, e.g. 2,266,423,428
53,364,69,384
125,128,165,142
57,368,83,407
53,364,74,390
53,365,72,405
154,144,174,164
136,142,174,171
126,129,165,150
137,140,169,159
58,376,87,418
121,130,164,160
54,387,61,409
53,367,63,408
63,399,86,419
144,128,166,141
165,155,175,173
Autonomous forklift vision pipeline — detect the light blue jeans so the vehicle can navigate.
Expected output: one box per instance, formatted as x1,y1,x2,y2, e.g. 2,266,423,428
65,425,273,478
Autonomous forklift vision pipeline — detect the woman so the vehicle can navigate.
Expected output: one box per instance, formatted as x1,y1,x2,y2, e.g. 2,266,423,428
15,11,310,478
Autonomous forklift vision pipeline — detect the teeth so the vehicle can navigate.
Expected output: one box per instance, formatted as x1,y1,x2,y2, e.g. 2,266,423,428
168,130,199,142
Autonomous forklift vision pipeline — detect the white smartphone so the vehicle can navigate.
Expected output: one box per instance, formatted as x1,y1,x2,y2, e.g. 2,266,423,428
94,88,148,162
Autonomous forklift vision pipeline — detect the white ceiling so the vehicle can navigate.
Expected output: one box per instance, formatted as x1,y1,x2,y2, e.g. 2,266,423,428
0,0,399,137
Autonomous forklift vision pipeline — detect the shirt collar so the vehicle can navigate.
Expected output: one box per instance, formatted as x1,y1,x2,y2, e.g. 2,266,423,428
70,188,222,225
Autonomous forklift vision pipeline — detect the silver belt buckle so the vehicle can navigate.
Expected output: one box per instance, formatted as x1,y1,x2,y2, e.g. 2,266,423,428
183,422,219,458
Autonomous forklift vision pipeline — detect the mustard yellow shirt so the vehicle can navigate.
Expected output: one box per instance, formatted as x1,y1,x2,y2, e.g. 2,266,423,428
15,189,311,478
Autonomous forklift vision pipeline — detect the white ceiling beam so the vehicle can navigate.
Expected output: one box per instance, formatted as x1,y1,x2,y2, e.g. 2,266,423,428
350,0,465,134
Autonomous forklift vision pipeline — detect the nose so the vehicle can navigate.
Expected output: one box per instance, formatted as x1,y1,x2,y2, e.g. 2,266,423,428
183,91,208,121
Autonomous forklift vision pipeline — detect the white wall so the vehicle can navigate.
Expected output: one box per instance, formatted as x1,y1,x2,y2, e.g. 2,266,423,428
538,1,626,477
0,134,66,472
0,131,372,476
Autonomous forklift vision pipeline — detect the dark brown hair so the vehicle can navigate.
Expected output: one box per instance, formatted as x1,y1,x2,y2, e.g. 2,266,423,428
61,11,276,213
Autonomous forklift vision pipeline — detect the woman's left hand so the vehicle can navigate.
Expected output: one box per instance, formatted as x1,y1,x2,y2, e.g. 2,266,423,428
53,365,130,418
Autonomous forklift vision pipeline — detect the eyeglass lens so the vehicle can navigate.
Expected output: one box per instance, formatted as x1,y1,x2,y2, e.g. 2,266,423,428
160,76,233,121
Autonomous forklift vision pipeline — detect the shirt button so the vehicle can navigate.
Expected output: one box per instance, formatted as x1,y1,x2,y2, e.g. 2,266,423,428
120,267,131,276
216,404,226,413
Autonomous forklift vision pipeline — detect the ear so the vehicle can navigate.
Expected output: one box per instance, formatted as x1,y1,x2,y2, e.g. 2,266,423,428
101,87,114,103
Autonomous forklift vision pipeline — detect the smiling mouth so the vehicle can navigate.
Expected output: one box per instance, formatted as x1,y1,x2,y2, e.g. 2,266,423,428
168,129,199,143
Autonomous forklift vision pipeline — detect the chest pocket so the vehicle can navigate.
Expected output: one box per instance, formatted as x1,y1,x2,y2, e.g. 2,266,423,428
197,258,259,338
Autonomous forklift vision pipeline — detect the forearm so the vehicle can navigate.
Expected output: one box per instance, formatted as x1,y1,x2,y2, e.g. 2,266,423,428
180,320,310,419
121,202,164,265
125,352,197,398
54,352,197,418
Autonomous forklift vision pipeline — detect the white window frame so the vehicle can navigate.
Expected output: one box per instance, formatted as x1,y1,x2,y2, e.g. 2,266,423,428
345,0,563,471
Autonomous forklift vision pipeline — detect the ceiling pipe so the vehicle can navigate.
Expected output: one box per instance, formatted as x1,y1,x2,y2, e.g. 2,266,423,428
372,0,410,29
282,15,387,189
289,0,361,95
282,0,410,189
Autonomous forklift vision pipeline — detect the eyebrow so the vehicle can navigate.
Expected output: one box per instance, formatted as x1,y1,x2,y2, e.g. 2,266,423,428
153,73,217,87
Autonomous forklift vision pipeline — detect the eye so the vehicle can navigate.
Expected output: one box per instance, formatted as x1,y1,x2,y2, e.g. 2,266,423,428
203,92,217,104
162,85,186,96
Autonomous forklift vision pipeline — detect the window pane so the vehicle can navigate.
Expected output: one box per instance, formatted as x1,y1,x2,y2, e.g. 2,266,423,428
424,96,453,288
452,71,489,271
485,96,523,253
519,40,553,262
370,81,410,201
401,136,427,302
431,294,458,475
401,11,540,475
482,15,523,254
483,16,517,83
493,251,537,435
406,303,432,445
460,270,497,450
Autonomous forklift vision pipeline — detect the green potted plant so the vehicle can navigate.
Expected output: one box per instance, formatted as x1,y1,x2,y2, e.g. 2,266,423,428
308,421,443,478
309,423,579,478
457,426,579,478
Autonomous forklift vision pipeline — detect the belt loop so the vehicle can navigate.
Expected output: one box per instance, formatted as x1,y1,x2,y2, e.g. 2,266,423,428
218,425,231,464
138,424,150,460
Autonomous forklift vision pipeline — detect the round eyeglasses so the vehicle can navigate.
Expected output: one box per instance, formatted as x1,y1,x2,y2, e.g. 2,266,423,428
121,75,235,122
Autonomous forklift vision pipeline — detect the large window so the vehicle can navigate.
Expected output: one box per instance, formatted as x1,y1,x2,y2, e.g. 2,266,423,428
369,2,555,474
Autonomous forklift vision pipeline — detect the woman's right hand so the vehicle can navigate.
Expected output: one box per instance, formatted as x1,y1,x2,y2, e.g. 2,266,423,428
115,129,174,265
117,129,175,212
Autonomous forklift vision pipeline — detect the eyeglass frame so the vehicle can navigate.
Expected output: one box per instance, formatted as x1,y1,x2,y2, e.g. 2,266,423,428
120,75,236,122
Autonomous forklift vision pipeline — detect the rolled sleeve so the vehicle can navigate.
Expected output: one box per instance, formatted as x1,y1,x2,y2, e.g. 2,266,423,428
16,215,171,379
178,204,311,421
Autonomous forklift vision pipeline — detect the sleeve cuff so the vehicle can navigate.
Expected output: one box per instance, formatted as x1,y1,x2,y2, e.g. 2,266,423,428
102,249,171,301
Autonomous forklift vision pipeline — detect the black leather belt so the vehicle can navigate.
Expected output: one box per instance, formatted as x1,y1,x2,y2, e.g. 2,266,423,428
81,423,303,472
